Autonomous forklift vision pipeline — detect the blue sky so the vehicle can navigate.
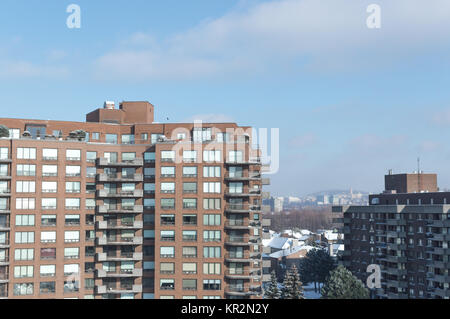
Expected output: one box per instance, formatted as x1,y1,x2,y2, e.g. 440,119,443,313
2,0,450,195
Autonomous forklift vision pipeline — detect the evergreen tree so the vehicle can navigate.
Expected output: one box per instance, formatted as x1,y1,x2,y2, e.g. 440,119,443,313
0,125,9,138
299,248,336,292
321,265,370,299
281,265,304,299
264,271,281,299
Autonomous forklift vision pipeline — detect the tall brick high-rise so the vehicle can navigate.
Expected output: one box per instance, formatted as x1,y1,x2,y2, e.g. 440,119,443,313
0,100,271,299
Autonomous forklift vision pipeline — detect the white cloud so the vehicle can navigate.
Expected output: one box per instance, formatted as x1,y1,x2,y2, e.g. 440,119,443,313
93,0,450,80
0,60,69,78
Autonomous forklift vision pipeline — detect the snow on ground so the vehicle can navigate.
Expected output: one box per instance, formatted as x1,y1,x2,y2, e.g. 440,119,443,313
303,282,323,299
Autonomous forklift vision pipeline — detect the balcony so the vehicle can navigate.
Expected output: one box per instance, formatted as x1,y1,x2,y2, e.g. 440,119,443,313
386,231,406,238
96,268,143,278
386,243,407,250
225,204,251,213
97,205,143,214
225,158,262,166
0,257,9,266
0,174,11,181
225,236,250,246
98,158,144,167
0,240,10,248
0,222,10,231
224,172,262,181
0,157,12,163
0,209,10,214
97,252,143,262
224,286,260,297
224,220,250,230
97,236,143,246
97,173,144,182
0,189,11,197
387,219,407,226
224,270,259,280
225,188,262,197
224,253,254,263
96,284,142,294
97,189,143,198
96,221,143,230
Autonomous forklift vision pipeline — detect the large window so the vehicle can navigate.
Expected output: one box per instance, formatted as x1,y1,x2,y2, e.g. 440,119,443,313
16,164,36,177
203,246,221,258
122,152,136,161
144,152,155,163
105,134,118,144
161,166,175,177
13,283,33,296
203,182,221,193
14,248,34,261
65,231,80,243
65,198,80,210
41,231,56,243
203,231,221,242
66,149,81,161
161,198,175,209
66,166,81,177
203,166,221,178
0,148,8,160
16,198,35,210
161,183,175,194
228,151,243,163
14,266,34,278
16,181,35,193
161,151,175,162
15,232,35,244
41,215,56,226
183,151,197,163
193,128,212,142
183,166,197,177
203,198,221,210
17,148,36,160
40,265,56,277
42,182,57,193
203,150,221,162
183,198,197,209
15,215,35,226
41,198,57,210
183,183,197,194
160,247,175,258
86,151,97,162
42,149,58,160
66,182,81,193
121,135,135,145
203,214,221,226
42,165,57,177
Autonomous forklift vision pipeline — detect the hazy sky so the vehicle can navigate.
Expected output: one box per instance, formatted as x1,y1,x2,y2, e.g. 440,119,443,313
1,0,450,196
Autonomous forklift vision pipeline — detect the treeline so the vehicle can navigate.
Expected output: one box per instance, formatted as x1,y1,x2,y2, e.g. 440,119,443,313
264,207,334,232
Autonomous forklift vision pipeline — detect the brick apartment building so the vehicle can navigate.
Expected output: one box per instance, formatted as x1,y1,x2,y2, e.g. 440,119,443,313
0,100,271,299
333,171,450,299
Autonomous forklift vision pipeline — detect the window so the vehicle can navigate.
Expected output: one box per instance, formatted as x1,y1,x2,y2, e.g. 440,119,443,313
65,215,80,226
228,166,243,178
161,231,175,241
203,150,221,162
183,166,197,177
144,183,155,194
121,134,135,145
64,264,79,276
144,230,155,239
228,182,243,193
105,134,118,144
144,198,155,209
86,198,96,210
15,215,35,226
203,214,221,226
16,164,36,176
8,129,20,139
64,247,79,259
203,247,221,258
86,167,96,178
0,164,7,177
42,148,58,160
40,248,56,260
0,198,7,210
161,198,175,209
161,166,175,177
161,151,175,162
183,214,197,226
203,280,221,290
160,247,175,258
66,182,81,193
203,182,221,193
161,214,175,226
13,283,33,296
144,152,155,163
85,278,94,289
41,198,57,210
203,231,221,242
183,198,197,209
183,279,197,290
42,165,58,177
151,134,164,144
203,198,221,210
66,166,81,177
216,132,231,143
25,124,46,139
160,263,175,274
65,198,80,210
40,265,56,277
42,181,58,193
15,232,35,244
14,248,34,261
0,148,8,160
161,183,175,193
183,151,197,163
17,148,36,160
203,263,221,275
160,279,175,290
122,152,136,161
228,151,243,163
193,128,212,142
92,132,100,140
66,149,81,161
86,151,97,162
183,182,197,194
40,282,56,294
65,231,80,243
41,231,56,243
0,181,8,194
141,133,148,141
182,230,197,242
203,166,221,178
144,167,156,178
41,215,56,226
104,152,118,163
16,198,35,210
16,181,35,193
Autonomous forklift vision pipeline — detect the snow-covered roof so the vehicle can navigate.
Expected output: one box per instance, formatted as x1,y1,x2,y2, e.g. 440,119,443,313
265,237,294,250
268,245,315,259
324,232,339,241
